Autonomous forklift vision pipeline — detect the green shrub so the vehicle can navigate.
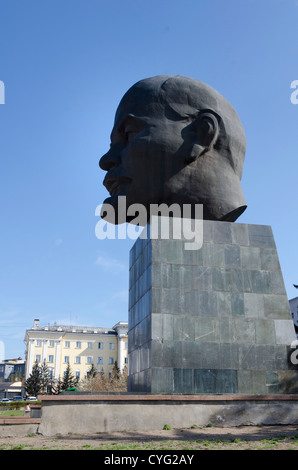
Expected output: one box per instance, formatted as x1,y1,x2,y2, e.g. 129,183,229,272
0,400,40,411
163,424,172,430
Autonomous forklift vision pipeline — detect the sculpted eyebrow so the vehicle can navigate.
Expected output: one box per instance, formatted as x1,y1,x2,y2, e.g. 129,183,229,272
118,115,146,132
110,115,146,142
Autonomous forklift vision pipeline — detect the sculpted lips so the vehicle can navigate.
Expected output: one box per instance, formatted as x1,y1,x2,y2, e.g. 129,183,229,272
103,176,131,196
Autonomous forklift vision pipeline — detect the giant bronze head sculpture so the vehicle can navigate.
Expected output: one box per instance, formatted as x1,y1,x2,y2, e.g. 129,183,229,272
99,75,246,223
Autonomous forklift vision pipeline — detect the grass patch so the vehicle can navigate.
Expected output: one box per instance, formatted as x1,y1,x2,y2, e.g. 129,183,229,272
2,439,298,450
0,410,24,417
3,429,298,451
10,444,25,450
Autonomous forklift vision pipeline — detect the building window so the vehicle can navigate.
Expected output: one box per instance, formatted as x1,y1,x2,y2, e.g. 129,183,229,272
75,370,80,380
108,357,114,365
98,342,103,349
65,341,70,348
49,340,55,348
86,356,92,365
76,341,81,349
75,356,81,364
124,357,128,364
64,356,70,364
48,368,54,378
48,355,54,363
97,357,103,364
125,342,128,350
109,343,115,350
35,354,41,363
36,340,42,347
87,342,93,349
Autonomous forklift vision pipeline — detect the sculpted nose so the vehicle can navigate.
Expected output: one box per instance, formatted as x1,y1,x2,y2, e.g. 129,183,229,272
99,147,121,171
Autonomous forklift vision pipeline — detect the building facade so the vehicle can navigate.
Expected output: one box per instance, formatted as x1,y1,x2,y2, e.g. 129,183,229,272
0,381,25,400
0,358,26,382
24,319,128,381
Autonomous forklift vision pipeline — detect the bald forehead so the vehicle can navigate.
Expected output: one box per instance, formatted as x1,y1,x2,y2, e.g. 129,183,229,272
114,79,168,125
114,75,230,125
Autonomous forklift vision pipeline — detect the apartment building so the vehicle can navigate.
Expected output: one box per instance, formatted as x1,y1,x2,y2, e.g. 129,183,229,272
0,358,26,382
24,319,128,381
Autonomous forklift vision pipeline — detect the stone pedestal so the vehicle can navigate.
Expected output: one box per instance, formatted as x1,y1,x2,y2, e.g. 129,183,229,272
128,220,298,394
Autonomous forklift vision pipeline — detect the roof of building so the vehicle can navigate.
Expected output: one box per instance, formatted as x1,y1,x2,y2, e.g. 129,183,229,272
26,320,128,336
0,358,25,364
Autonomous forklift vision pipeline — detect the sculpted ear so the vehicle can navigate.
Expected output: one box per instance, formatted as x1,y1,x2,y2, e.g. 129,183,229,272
186,112,219,163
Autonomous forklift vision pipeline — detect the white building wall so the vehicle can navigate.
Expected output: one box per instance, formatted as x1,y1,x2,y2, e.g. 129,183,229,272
24,321,128,380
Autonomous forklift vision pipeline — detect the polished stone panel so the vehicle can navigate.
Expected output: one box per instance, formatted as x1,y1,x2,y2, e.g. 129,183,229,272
127,220,298,394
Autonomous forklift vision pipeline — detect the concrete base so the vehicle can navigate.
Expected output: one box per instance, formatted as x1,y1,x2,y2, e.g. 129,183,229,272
38,394,298,436
128,220,298,394
0,417,40,437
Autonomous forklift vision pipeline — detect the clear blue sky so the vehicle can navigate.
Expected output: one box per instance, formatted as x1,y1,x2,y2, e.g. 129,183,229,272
0,0,298,358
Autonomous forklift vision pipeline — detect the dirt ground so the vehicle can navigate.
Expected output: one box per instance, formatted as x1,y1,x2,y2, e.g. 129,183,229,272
1,425,298,450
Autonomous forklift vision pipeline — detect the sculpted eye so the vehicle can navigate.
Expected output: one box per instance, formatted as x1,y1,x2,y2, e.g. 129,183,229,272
118,116,146,143
125,130,138,143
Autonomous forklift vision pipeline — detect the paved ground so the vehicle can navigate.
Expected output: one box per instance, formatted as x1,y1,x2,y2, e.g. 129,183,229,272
1,425,298,450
